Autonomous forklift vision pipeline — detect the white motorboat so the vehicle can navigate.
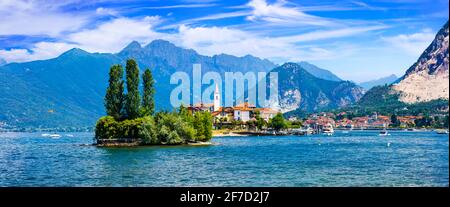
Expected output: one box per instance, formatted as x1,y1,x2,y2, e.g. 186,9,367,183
436,129,449,134
49,134,61,139
322,123,334,136
379,129,390,136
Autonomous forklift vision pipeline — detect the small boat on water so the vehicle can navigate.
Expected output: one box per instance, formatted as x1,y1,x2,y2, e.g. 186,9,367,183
436,129,449,134
41,133,61,138
306,127,314,135
379,129,390,136
49,134,61,138
66,134,74,137
379,123,390,136
322,124,334,136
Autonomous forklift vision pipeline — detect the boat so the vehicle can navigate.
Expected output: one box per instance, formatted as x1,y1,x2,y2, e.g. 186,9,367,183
436,129,449,134
379,123,391,136
66,134,74,137
322,123,334,136
49,134,61,139
42,133,61,138
306,127,314,135
379,129,390,136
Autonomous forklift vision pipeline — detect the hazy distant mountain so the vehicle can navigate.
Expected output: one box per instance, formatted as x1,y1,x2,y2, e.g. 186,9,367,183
0,49,121,128
272,63,364,112
296,61,342,81
0,40,276,128
359,74,398,90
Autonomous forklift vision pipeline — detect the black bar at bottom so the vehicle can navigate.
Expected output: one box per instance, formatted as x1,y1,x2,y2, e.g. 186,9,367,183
0,187,448,206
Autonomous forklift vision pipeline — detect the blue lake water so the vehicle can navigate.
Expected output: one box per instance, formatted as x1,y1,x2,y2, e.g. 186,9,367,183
0,131,448,186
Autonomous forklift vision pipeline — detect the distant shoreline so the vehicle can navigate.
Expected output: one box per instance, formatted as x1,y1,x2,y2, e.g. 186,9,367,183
1,127,447,133
211,128,448,137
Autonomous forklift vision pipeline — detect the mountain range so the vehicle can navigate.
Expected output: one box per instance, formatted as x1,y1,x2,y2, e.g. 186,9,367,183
3,18,447,129
273,63,364,112
296,61,342,82
0,39,359,128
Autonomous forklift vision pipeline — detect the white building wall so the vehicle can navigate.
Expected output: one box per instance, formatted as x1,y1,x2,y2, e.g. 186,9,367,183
234,110,250,122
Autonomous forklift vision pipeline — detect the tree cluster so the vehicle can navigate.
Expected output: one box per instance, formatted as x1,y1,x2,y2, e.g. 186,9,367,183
96,59,213,145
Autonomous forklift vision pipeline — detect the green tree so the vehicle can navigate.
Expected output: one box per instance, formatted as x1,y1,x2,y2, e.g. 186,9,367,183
269,113,287,131
253,110,266,131
190,111,213,141
193,112,205,141
125,59,141,119
104,64,124,120
201,112,213,141
142,69,155,116
290,120,303,128
415,116,433,128
390,114,400,127
444,115,449,128
155,111,195,144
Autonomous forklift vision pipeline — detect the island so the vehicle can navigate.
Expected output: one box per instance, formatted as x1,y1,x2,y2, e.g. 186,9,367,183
94,59,212,147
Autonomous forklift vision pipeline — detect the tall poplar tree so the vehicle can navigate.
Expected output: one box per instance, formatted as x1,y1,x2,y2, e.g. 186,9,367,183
125,59,141,119
104,64,124,120
142,69,155,116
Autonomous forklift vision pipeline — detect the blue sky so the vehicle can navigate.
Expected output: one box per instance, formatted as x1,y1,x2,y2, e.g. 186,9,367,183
0,0,448,82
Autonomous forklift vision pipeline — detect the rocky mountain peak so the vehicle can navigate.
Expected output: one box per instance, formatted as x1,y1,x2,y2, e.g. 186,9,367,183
392,20,449,103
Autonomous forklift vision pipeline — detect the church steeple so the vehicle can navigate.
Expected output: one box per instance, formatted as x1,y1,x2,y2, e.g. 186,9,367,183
213,84,220,112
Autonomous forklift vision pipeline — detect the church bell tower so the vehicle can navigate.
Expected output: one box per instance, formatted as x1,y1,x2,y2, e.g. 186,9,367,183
214,84,220,112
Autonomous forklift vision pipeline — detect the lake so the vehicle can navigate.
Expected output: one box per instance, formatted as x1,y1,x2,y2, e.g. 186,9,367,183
0,131,448,186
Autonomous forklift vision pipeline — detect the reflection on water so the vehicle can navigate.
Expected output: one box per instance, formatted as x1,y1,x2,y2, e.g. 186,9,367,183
0,131,448,186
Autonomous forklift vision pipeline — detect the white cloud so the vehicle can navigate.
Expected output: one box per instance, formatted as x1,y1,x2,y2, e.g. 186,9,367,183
0,0,91,36
175,24,378,63
0,0,388,66
350,1,387,11
176,25,286,58
0,12,387,64
246,0,336,27
0,42,76,63
144,3,217,9
96,7,119,17
277,25,389,42
67,16,167,53
382,29,435,56
159,11,250,30
0,16,168,63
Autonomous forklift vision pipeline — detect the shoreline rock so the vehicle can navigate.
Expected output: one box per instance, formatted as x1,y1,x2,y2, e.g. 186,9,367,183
94,138,213,147
213,132,249,137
